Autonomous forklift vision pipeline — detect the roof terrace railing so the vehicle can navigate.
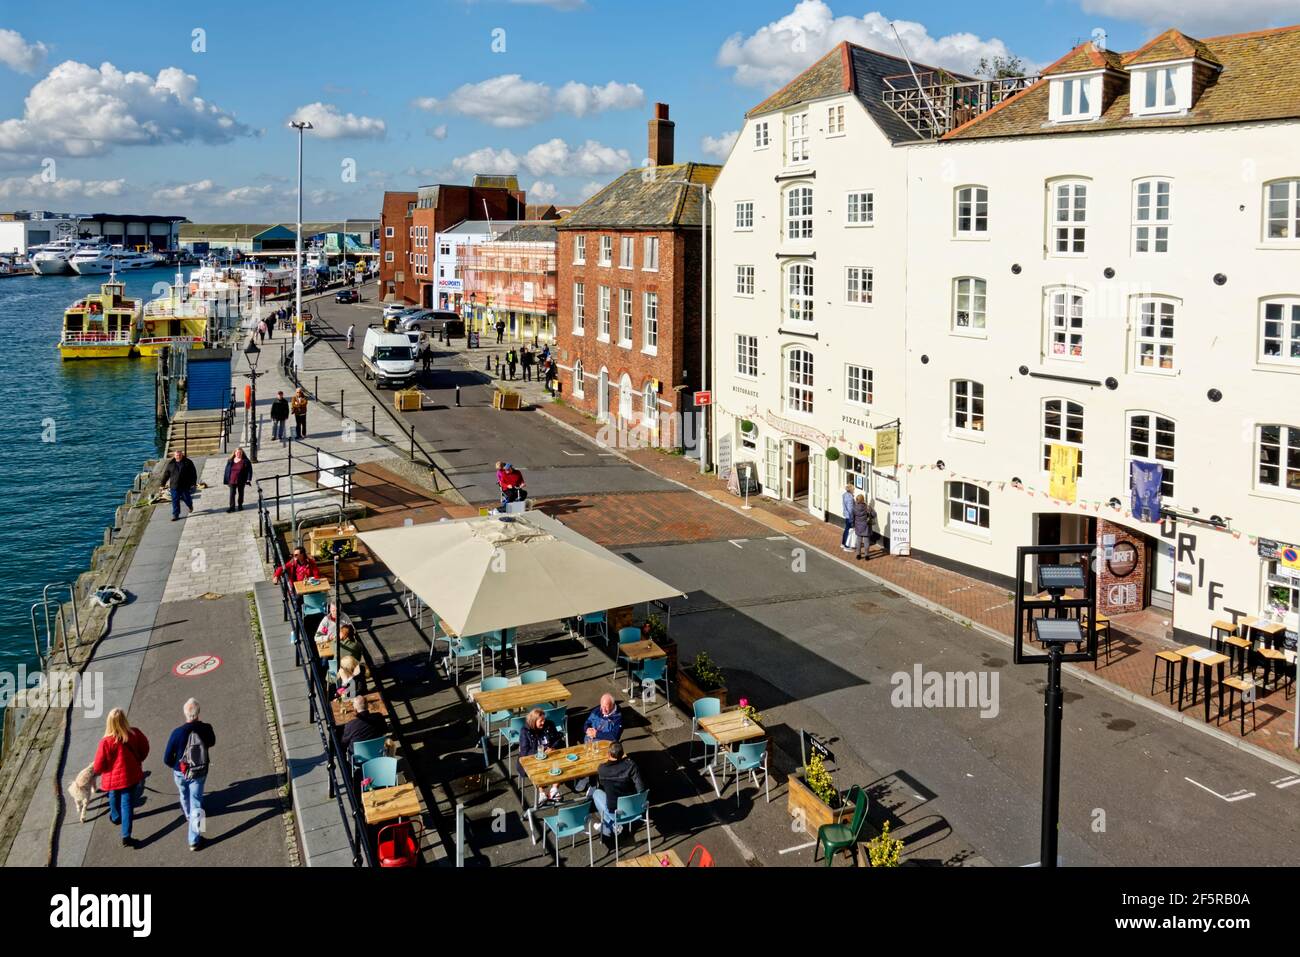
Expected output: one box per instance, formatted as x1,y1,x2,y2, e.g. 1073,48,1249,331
881,71,1039,139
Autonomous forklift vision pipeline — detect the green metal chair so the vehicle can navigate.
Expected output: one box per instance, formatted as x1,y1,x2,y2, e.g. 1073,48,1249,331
350,736,387,769
613,627,642,681
478,675,510,733
814,785,868,866
360,756,399,789
631,657,669,707
690,697,721,766
541,799,594,867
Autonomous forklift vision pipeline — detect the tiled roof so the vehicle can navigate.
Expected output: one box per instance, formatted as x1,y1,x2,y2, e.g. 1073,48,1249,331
947,24,1300,141
556,163,721,229
1124,29,1222,67
496,223,557,243
748,42,974,145
1042,41,1126,75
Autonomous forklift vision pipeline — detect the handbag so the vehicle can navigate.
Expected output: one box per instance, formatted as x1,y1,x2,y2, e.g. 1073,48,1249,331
846,529,858,549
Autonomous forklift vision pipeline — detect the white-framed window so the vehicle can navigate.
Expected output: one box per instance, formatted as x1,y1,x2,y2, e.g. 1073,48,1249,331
572,282,585,334
643,291,658,351
754,121,770,149
574,235,586,264
843,454,870,497
827,104,845,135
440,241,451,256
1134,297,1176,371
845,266,873,306
953,277,987,332
1051,180,1089,255
598,285,611,340
385,251,394,263
1266,561,1300,623
736,334,758,378
785,185,814,240
845,364,873,405
947,482,990,531
599,235,613,266
643,236,659,271
1260,297,1300,366
786,263,814,322
1265,179,1300,242
1133,178,1172,254
951,380,985,434
955,186,989,236
643,381,658,428
846,191,874,226
1257,424,1300,494
736,265,755,297
1047,286,1085,359
787,111,810,164
385,226,394,238
619,288,633,345
1128,412,1176,499
1052,74,1099,122
1133,66,1182,115
1042,398,1085,477
735,201,754,230
619,236,634,270
786,347,814,414
740,420,758,451
572,359,585,398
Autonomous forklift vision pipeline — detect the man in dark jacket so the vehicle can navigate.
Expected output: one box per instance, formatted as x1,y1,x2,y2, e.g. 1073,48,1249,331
591,741,645,841
340,697,387,757
162,697,216,851
520,346,534,381
506,348,518,381
270,390,290,442
160,450,198,522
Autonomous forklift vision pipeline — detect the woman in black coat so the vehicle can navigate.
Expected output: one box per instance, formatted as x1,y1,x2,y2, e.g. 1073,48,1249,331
852,493,876,561
223,447,254,512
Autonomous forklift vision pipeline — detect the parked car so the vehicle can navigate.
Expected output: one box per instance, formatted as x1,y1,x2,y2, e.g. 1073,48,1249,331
335,288,360,304
398,310,435,331
361,326,417,388
383,303,413,319
403,309,460,333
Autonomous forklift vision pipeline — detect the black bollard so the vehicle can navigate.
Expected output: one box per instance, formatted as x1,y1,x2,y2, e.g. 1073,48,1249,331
455,385,461,407
485,354,491,371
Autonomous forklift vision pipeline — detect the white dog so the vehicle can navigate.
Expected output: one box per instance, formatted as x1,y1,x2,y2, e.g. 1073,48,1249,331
66,765,98,823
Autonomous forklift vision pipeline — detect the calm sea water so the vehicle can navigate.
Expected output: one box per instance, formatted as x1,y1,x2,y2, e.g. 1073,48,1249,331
0,267,172,680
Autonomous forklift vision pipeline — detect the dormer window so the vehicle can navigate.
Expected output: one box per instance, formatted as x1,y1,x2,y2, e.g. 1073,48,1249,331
1049,74,1101,123
1130,64,1190,116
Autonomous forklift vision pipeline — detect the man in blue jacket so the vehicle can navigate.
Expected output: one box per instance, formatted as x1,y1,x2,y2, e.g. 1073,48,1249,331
162,698,216,851
583,694,622,743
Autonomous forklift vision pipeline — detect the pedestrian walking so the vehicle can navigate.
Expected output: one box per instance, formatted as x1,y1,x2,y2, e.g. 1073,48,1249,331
840,483,856,552
346,324,355,349
506,348,518,380
92,708,150,848
162,698,215,851
160,449,198,522
266,312,276,339
291,388,309,439
495,318,505,344
420,332,432,374
270,390,289,442
852,493,876,561
520,346,534,381
543,358,557,395
223,446,253,512
257,318,268,343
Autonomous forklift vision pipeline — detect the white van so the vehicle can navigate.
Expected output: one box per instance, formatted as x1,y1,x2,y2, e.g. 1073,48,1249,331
361,327,417,388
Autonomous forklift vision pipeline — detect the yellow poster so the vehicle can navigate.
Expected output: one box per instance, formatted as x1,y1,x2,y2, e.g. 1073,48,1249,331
875,429,898,469
1049,443,1078,503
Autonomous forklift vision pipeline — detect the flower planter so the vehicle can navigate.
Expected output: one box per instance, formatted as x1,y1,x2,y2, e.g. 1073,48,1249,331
787,774,855,831
676,667,726,710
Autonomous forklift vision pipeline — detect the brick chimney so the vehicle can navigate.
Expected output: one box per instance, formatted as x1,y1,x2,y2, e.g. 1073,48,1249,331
648,103,674,167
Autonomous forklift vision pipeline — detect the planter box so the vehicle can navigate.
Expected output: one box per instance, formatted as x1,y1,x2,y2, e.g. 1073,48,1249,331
787,774,855,831
306,523,359,563
676,668,726,710
493,390,522,411
394,388,422,412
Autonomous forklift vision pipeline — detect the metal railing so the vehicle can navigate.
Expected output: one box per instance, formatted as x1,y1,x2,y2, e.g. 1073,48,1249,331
253,437,356,523
881,71,1039,139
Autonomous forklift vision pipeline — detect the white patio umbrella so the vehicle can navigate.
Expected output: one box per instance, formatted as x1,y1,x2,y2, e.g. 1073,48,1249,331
357,511,683,638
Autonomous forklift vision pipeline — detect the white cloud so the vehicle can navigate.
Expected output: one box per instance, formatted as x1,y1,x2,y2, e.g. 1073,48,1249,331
529,180,559,202
1078,0,1296,34
0,60,252,161
578,181,605,200
523,138,631,177
701,130,739,159
416,74,644,127
0,29,48,74
450,146,522,176
428,124,448,140
151,179,275,208
717,0,1025,88
0,173,125,200
288,102,386,140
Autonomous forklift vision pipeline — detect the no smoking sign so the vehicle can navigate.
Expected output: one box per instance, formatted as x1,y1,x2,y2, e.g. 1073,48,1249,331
173,654,222,678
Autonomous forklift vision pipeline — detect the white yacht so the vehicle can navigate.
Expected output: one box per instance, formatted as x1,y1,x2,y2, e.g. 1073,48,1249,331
70,246,163,275
30,239,101,275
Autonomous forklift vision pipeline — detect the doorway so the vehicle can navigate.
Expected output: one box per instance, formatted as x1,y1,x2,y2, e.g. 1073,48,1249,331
782,440,810,505
597,368,609,421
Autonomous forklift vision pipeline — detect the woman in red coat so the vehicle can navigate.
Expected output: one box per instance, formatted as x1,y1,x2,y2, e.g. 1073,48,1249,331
92,708,150,846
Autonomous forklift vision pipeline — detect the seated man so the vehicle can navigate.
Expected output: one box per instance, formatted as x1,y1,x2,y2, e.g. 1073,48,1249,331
273,546,320,585
340,696,386,758
517,707,565,801
590,741,645,843
584,694,622,743
334,623,364,664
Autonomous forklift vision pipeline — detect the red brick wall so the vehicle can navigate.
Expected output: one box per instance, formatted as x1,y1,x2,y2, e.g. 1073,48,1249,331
379,191,416,299
1096,519,1147,615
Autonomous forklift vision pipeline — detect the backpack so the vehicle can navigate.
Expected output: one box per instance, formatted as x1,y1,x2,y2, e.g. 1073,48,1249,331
180,727,209,781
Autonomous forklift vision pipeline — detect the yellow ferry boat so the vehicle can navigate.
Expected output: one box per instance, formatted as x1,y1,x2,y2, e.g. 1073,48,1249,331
136,272,209,357
58,279,141,360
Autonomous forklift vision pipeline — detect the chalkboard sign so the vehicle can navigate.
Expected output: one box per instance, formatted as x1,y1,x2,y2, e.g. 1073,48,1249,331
802,730,835,765
718,434,733,481
1258,537,1279,560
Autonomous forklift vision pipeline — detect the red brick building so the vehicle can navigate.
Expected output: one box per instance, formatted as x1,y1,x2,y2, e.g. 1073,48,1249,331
459,222,558,343
555,104,719,447
378,175,526,306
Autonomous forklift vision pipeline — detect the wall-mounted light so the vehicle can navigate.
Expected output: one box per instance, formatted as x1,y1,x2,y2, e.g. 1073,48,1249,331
1108,497,1121,509
921,355,930,364
1012,477,1022,486
936,460,946,470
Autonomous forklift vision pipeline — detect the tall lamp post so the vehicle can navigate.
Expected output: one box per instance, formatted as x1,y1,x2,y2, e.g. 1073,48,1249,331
290,120,313,367
243,339,263,462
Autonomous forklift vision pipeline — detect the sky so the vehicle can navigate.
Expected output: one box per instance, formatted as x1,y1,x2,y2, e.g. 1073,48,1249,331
0,0,1295,223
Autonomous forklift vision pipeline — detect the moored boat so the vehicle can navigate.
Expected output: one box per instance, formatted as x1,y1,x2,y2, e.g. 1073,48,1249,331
58,278,141,360
137,271,209,356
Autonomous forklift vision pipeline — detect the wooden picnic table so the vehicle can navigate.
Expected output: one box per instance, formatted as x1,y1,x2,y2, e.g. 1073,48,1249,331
332,692,388,727
698,710,766,747
294,578,332,596
362,782,421,825
471,678,570,716
615,639,665,691
1174,644,1230,722
617,848,684,868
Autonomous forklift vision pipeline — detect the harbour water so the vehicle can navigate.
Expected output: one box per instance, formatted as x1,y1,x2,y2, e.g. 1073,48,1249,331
0,268,174,682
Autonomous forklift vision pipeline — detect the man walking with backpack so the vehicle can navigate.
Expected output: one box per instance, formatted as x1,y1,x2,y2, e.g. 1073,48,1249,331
163,698,216,851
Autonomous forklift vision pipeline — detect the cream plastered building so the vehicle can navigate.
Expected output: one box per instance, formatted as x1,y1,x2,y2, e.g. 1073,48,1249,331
711,28,1300,645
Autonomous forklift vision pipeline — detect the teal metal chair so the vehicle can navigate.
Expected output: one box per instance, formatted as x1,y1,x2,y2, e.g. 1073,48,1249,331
543,705,569,747
350,736,387,769
446,634,485,686
690,697,721,766
497,715,527,761
712,740,769,805
611,790,651,862
613,627,642,681
301,591,328,617
520,669,548,685
631,657,669,707
485,627,520,676
579,611,608,647
814,786,868,867
360,756,399,789
541,799,594,867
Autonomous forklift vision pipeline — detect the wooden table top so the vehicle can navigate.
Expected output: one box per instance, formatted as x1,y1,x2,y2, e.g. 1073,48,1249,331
316,639,335,660
295,579,332,596
619,639,666,663
1212,619,1238,634
617,848,684,868
698,711,766,746
520,739,611,789
472,678,570,715
1175,645,1230,667
332,692,388,727
1250,621,1287,635
362,782,421,825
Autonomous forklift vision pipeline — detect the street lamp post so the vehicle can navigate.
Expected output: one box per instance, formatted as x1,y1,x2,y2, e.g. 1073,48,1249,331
290,120,313,367
244,339,263,462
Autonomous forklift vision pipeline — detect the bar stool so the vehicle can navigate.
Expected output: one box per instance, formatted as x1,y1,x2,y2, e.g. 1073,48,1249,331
1221,635,1251,676
1220,676,1257,735
1209,620,1237,652
1258,648,1291,696
1151,650,1181,702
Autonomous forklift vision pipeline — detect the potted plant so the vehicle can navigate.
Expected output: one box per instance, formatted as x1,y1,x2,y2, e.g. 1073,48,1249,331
740,419,755,435
787,752,855,830
825,446,841,463
677,650,727,709
860,820,905,867
640,613,677,677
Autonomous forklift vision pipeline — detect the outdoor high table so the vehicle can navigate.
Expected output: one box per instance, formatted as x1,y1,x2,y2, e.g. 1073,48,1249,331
615,639,666,693
362,782,421,826
520,739,611,843
294,579,332,596
698,711,766,798
332,692,388,727
617,849,684,867
470,678,571,716
1175,644,1231,722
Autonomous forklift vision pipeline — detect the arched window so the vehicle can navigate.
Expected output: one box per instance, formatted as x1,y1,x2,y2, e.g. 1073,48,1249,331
643,381,658,428
1264,178,1300,242
1049,179,1089,255
955,186,989,235
1133,296,1177,372
1127,412,1175,499
1132,178,1172,254
618,373,633,422
1042,398,1084,477
786,263,814,323
1045,286,1086,359
953,277,987,332
572,359,584,398
947,482,990,531
597,367,609,421
785,185,814,240
786,347,815,414
1259,297,1300,366
951,380,985,433
1257,424,1300,494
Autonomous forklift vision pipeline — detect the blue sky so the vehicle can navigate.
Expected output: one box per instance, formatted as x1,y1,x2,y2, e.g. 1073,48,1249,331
0,0,1294,222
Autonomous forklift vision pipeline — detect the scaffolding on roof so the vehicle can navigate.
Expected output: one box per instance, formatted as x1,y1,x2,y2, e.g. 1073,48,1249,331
882,71,1039,140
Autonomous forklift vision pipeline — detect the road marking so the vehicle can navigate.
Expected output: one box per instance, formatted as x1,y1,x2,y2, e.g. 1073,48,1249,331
778,841,817,855
561,450,586,457
1272,775,1300,789
728,540,746,549
766,535,788,542
173,654,222,678
1185,777,1256,802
